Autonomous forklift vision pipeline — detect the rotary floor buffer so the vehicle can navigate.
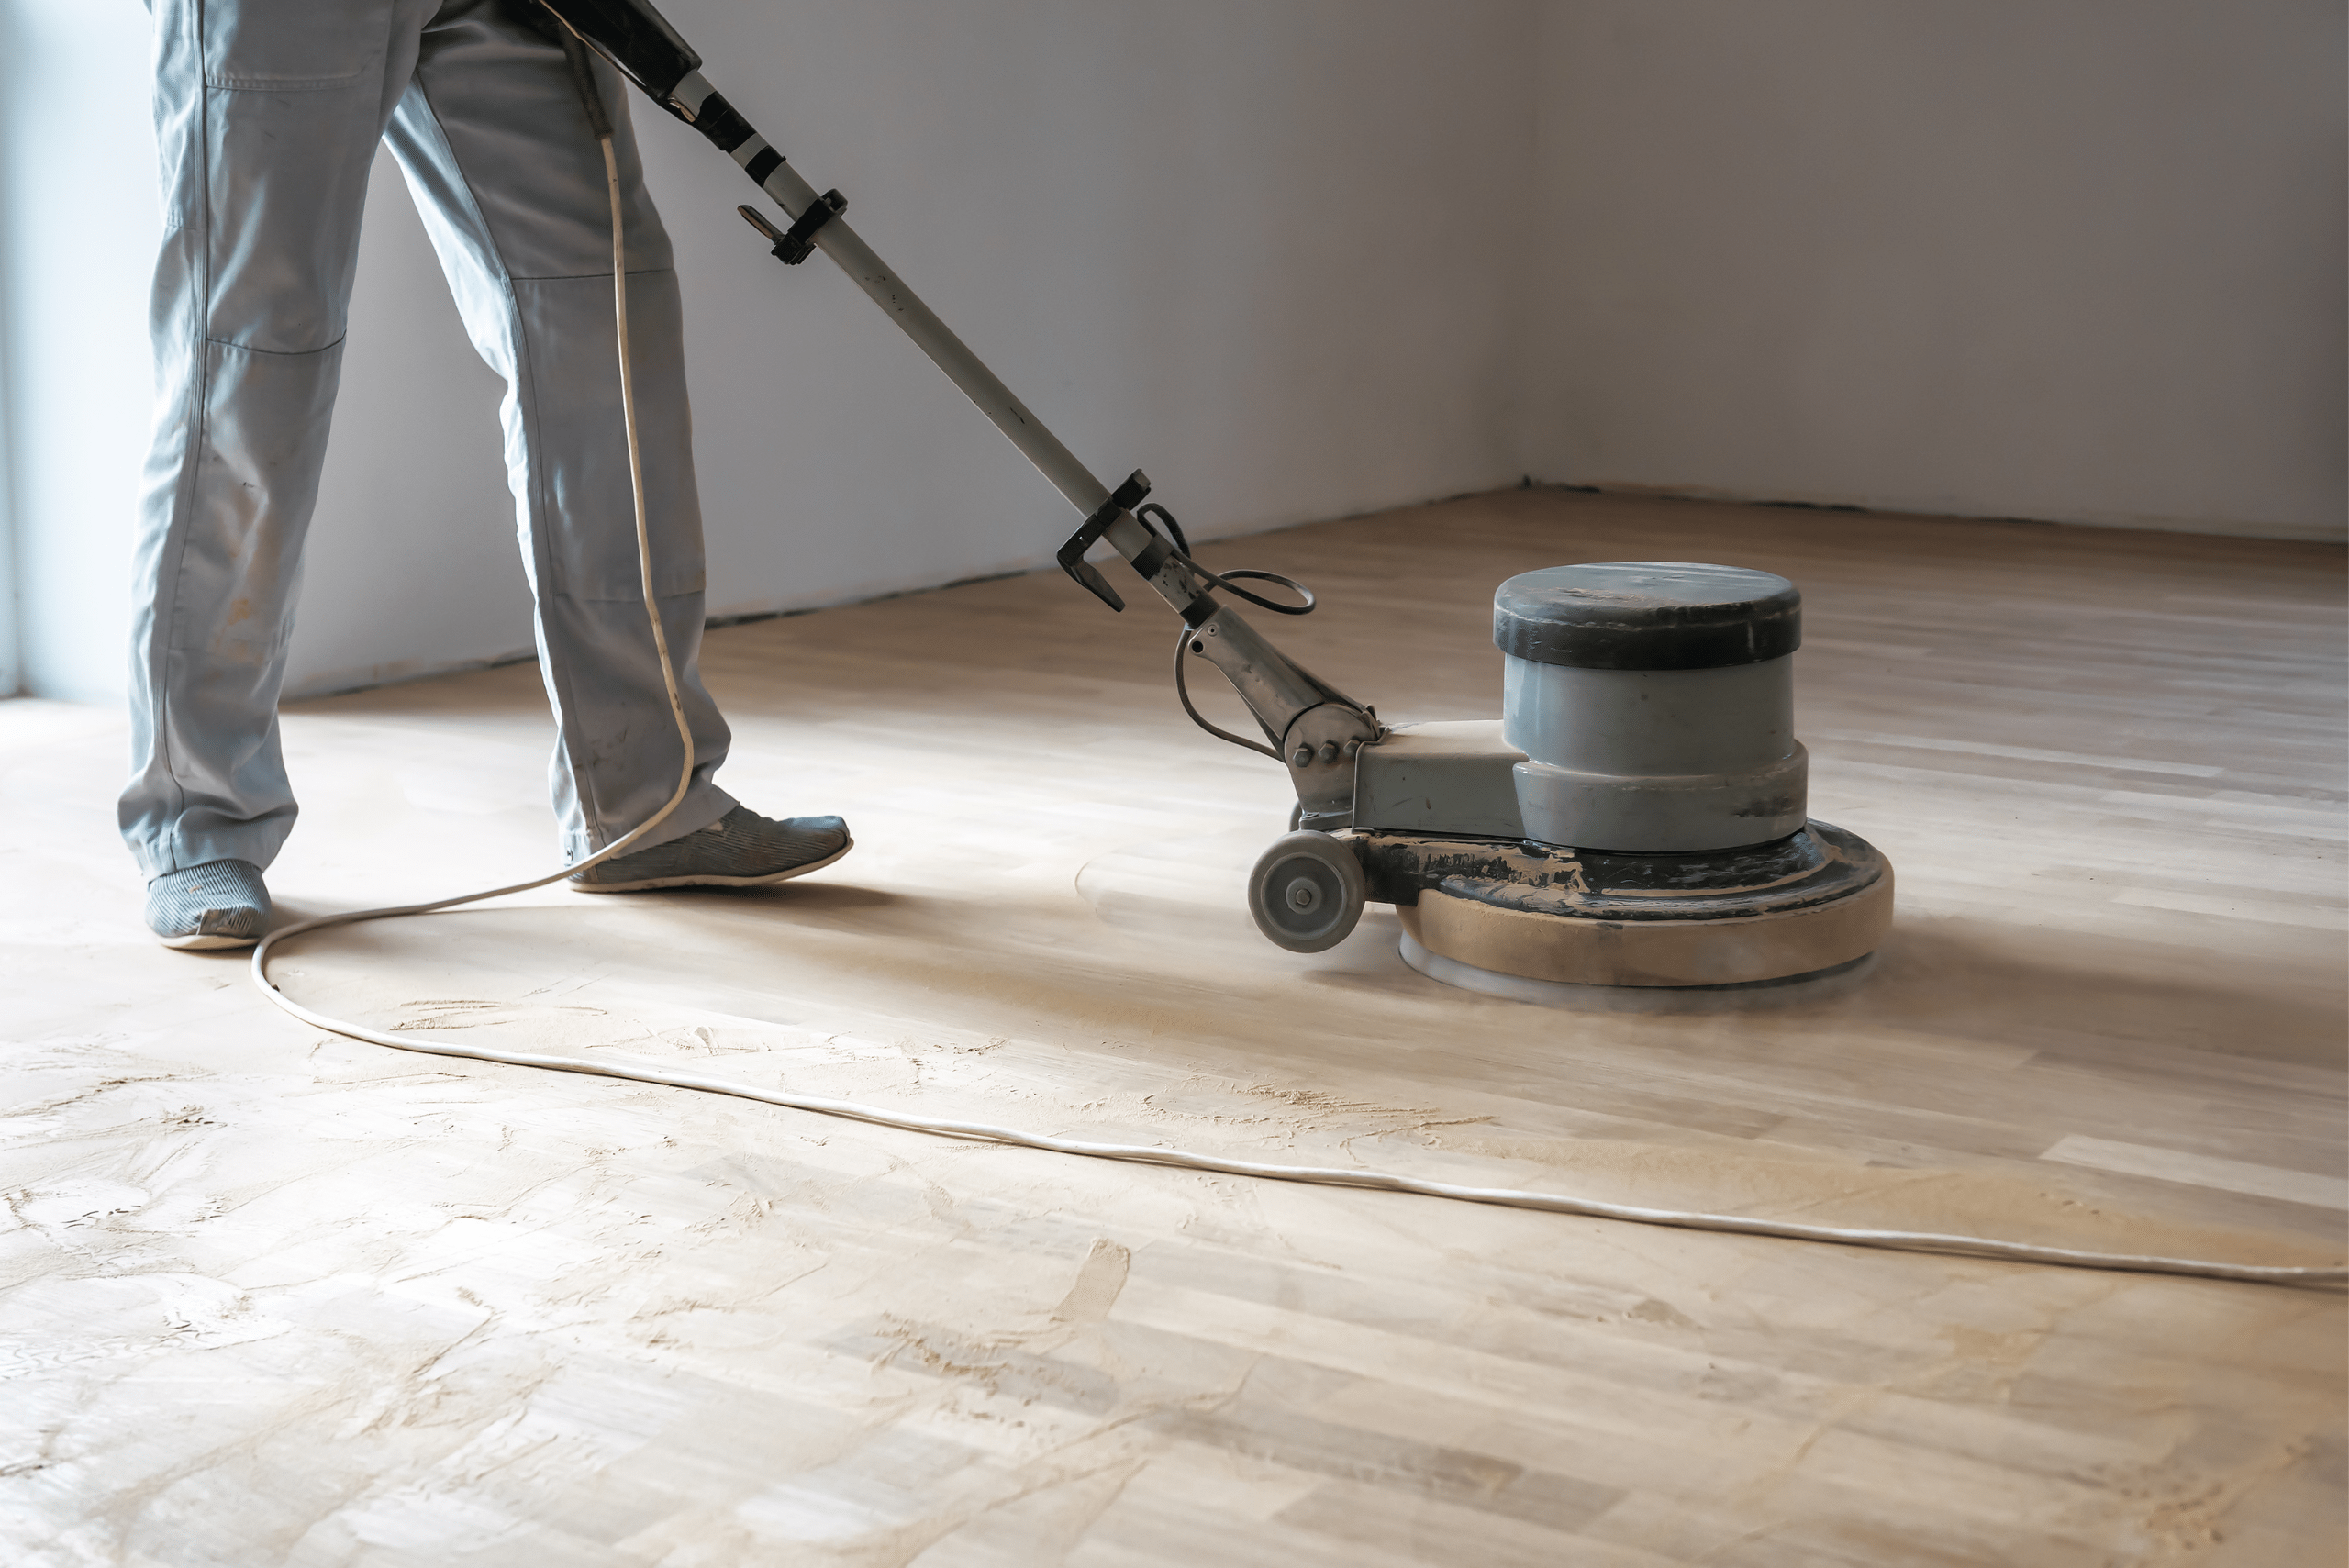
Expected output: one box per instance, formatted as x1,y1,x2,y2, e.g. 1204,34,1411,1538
529,0,1893,992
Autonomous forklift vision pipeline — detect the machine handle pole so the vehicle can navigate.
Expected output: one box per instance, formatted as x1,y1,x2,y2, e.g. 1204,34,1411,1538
757,149,1113,517
531,0,1375,800
675,68,1114,519
683,78,1377,763
530,1,1114,516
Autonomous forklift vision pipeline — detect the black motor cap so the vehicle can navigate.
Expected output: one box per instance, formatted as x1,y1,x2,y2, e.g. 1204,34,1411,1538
1493,562,1801,671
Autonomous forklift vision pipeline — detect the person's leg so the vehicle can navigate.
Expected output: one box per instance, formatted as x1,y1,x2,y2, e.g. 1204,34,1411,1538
383,1,736,863
123,0,432,882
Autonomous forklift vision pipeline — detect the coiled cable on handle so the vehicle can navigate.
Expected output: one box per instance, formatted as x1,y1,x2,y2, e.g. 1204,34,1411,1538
246,53,2344,1293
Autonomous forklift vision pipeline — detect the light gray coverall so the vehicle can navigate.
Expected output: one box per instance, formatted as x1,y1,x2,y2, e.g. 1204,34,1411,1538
122,0,738,878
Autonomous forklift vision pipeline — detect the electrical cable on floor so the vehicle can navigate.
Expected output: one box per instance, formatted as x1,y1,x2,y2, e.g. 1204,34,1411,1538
249,93,2345,1294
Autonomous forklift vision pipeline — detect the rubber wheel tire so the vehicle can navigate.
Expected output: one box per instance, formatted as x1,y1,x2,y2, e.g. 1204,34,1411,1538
1247,831,1368,953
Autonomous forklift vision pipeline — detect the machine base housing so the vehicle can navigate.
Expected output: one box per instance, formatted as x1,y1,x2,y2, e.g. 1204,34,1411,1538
1362,820,1892,989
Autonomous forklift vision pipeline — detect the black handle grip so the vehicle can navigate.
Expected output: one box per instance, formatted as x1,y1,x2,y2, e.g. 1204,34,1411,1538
534,0,701,103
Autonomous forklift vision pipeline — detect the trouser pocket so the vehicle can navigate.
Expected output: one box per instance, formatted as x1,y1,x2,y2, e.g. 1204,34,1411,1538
203,0,389,89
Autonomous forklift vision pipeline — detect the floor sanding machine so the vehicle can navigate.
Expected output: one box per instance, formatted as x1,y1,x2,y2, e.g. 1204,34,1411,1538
249,2,2335,1289
540,0,1895,993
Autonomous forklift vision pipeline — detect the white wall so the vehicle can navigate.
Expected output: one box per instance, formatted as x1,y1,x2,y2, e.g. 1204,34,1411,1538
3,0,2341,703
0,0,16,704
294,157,532,696
663,0,1538,613
0,0,159,701
0,0,1538,702
1525,0,2347,539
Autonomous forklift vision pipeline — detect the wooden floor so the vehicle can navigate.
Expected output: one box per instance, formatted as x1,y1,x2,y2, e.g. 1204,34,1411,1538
3,490,2343,1565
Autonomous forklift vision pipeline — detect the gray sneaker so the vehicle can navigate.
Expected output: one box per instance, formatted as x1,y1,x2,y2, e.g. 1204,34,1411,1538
147,859,271,950
570,806,852,894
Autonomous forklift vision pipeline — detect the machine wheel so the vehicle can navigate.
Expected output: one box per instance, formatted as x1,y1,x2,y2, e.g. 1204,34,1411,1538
1247,831,1367,953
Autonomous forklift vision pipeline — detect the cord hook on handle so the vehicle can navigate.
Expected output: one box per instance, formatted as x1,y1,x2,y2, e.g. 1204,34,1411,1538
739,192,845,265
1132,503,1317,617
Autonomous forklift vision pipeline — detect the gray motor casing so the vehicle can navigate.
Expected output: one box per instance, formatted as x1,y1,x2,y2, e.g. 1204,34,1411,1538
1495,562,1807,852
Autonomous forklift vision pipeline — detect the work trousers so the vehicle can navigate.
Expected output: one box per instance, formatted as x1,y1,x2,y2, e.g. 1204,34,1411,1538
122,0,737,877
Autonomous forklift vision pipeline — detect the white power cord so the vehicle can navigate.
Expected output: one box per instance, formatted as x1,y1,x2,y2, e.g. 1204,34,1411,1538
250,131,2343,1293
251,136,696,978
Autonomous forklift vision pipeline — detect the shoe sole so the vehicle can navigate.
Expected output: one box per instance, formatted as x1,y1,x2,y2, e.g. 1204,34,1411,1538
568,838,853,895
159,930,262,951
